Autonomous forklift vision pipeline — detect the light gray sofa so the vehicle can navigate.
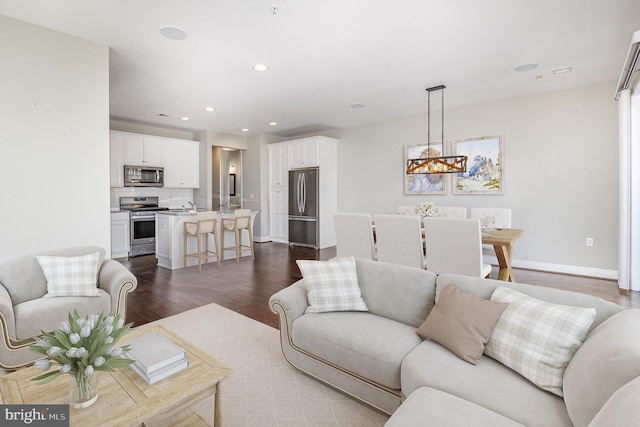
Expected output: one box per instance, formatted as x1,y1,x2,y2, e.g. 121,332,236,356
0,246,137,369
269,258,640,426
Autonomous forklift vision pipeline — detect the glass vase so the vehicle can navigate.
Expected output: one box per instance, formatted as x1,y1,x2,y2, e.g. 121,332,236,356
69,373,99,409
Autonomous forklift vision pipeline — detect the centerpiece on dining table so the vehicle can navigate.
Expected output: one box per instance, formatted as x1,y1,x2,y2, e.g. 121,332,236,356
414,202,439,218
29,311,135,409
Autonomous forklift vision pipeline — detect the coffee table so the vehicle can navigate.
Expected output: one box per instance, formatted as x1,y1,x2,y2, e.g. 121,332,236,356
0,325,232,427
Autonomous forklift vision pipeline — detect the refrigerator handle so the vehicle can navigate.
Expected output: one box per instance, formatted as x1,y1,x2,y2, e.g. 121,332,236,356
301,172,306,214
297,173,302,215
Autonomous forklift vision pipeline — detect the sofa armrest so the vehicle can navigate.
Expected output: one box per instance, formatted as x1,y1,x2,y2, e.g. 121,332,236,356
269,280,309,331
98,259,137,319
0,284,16,341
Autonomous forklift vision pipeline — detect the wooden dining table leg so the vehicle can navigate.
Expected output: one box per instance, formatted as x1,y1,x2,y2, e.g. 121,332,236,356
493,243,516,282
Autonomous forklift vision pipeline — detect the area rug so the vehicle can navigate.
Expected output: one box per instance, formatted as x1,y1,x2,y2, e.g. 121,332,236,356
142,303,389,426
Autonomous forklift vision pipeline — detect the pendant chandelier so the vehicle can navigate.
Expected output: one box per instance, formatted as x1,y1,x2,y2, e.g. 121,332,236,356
406,85,467,174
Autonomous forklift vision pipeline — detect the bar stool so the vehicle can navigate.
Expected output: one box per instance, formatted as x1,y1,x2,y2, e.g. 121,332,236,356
183,211,220,272
221,209,255,263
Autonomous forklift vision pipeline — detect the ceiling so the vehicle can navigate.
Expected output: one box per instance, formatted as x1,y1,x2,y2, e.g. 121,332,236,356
1,0,639,138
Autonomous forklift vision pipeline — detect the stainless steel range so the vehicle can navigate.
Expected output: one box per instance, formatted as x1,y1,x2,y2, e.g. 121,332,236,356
119,196,168,257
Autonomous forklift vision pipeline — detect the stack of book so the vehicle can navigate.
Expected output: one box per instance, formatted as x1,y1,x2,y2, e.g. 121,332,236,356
125,332,188,385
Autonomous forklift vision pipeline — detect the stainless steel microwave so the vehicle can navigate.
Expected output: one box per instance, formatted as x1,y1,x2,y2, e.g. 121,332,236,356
124,165,164,187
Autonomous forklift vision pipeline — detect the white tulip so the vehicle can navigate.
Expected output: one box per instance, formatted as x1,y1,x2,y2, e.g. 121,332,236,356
104,336,113,345
76,347,86,358
34,360,51,371
59,321,72,333
85,365,94,376
66,347,78,358
69,333,81,345
110,347,123,357
46,346,61,357
94,356,105,367
80,325,91,338
60,364,72,373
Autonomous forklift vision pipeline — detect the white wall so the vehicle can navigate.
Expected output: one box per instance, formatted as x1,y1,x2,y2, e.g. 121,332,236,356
334,83,618,277
0,16,110,257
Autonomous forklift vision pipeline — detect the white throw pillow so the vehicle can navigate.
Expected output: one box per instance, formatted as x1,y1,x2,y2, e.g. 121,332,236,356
296,256,368,314
36,252,101,297
484,286,596,396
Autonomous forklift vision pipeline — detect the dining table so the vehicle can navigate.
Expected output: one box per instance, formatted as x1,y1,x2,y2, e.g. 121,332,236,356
481,228,524,282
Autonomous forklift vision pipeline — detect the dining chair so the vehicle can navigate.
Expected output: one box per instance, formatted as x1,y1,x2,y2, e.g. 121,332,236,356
373,214,427,269
422,217,492,278
437,206,467,219
183,211,220,272
396,205,418,216
333,213,377,260
221,209,255,263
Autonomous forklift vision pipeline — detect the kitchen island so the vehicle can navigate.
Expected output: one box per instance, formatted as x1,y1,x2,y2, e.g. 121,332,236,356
155,210,258,270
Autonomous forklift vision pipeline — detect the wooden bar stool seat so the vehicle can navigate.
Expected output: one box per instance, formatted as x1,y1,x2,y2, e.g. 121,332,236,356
221,209,255,263
183,211,220,272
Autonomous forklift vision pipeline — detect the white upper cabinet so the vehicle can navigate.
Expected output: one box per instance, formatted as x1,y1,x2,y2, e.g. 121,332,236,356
269,143,290,187
163,139,199,188
109,132,125,187
124,135,164,166
289,138,319,169
109,131,199,189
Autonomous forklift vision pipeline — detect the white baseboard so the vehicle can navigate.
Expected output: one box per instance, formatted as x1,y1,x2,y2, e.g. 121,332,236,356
484,255,618,280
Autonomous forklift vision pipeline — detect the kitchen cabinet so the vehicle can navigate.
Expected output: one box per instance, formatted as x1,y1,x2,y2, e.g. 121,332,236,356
268,144,290,242
163,140,199,188
289,138,319,169
109,133,125,187
110,211,130,258
124,135,164,166
267,136,337,247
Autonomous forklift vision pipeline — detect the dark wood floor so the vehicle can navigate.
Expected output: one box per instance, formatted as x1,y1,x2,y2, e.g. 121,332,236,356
119,243,640,329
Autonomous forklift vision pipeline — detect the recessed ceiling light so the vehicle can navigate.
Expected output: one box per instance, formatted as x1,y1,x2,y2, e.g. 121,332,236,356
552,66,573,75
269,122,278,126
514,63,539,72
205,107,216,112
159,26,188,40
241,128,249,132
350,103,365,109
252,64,269,72
180,116,190,121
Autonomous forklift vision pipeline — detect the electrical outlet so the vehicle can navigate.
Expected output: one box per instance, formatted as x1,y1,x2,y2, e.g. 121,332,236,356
586,237,594,247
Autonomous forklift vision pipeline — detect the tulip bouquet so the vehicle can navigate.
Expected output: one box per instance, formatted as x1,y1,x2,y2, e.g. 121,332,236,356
29,311,135,404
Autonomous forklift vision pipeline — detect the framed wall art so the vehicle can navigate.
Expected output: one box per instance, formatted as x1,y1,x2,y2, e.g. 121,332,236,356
452,135,503,195
403,143,447,195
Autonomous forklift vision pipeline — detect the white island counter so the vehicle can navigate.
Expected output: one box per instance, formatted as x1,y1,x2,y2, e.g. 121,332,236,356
155,210,259,270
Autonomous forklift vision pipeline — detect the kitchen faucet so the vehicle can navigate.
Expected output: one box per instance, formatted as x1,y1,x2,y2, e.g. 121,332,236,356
188,201,196,211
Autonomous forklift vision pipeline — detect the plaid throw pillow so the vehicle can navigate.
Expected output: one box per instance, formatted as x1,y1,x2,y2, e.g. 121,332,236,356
484,286,596,396
36,252,101,297
296,256,368,313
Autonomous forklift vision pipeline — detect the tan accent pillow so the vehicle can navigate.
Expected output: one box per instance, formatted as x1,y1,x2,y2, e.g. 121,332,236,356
416,284,509,364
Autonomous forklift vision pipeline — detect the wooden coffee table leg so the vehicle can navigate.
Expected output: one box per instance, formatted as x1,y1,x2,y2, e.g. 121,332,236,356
214,382,222,427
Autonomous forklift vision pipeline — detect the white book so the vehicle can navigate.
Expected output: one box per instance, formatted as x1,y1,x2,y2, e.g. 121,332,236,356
129,358,189,385
125,332,186,374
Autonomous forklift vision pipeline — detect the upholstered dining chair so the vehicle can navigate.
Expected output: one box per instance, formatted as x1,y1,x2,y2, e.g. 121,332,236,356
437,206,467,219
373,214,427,269
183,211,220,271
221,209,255,263
422,217,492,278
333,213,377,260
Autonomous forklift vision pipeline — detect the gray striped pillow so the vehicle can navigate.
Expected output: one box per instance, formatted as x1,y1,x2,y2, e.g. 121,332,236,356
297,257,368,313
484,286,596,396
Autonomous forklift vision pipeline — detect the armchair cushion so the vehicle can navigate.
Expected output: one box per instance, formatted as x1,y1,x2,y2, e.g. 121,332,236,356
37,252,101,297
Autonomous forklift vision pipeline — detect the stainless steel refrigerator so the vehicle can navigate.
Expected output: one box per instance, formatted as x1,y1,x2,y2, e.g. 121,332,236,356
289,168,319,248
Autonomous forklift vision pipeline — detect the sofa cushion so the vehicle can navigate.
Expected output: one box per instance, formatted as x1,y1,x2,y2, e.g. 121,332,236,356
384,387,525,427
588,376,640,427
356,258,437,327
401,340,573,427
37,252,101,297
292,311,422,389
0,246,106,305
297,257,368,313
484,286,596,396
416,284,508,364
435,274,622,333
563,309,640,427
13,290,111,339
